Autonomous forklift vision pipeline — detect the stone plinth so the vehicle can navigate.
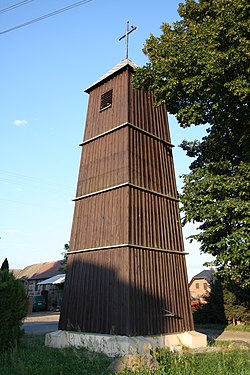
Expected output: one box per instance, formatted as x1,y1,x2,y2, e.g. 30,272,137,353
45,330,207,357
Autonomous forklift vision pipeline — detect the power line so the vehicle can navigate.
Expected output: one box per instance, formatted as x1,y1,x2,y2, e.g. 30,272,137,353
0,169,75,191
0,198,66,211
0,0,34,15
0,0,93,35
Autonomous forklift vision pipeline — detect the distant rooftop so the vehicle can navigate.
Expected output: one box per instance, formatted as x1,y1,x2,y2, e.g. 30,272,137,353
85,59,137,93
191,269,214,284
14,260,63,281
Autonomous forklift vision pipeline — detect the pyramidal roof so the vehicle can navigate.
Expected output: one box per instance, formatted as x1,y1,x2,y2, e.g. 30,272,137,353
85,59,137,93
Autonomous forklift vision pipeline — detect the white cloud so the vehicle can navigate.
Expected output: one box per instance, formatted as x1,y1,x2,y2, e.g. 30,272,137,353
16,187,23,192
13,119,27,127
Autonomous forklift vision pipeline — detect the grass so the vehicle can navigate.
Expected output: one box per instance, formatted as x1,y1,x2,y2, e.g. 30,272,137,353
0,335,111,375
225,325,250,332
0,334,249,375
195,323,250,332
128,349,250,375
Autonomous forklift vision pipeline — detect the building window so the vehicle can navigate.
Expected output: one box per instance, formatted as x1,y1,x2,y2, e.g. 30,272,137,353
196,283,199,289
100,89,113,111
204,282,208,290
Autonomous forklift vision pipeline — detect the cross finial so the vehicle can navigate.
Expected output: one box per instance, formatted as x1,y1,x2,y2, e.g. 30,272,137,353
119,21,137,60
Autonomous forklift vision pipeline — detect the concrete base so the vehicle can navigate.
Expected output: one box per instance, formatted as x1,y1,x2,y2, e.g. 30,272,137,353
45,330,207,357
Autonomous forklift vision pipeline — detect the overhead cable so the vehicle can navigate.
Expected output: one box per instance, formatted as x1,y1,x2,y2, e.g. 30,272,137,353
0,0,92,35
0,0,34,15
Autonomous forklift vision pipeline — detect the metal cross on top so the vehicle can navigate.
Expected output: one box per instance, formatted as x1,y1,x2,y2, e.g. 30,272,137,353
119,21,137,60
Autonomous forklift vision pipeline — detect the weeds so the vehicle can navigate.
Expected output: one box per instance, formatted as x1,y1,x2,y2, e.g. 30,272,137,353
0,334,249,375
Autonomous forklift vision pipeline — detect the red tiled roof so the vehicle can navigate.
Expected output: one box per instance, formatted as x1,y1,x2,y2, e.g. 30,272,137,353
15,260,63,280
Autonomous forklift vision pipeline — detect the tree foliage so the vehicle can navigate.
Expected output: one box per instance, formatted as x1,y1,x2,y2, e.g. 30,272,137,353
59,242,69,273
223,282,250,324
1,258,9,271
0,260,28,352
194,277,250,325
193,277,226,325
133,0,250,287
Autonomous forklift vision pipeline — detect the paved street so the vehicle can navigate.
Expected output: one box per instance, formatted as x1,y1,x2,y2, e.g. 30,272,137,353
22,321,58,334
196,327,250,343
22,312,250,344
22,311,60,334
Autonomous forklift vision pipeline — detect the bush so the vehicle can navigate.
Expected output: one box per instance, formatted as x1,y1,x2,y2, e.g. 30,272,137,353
193,278,226,325
223,284,250,325
193,277,250,326
0,265,28,352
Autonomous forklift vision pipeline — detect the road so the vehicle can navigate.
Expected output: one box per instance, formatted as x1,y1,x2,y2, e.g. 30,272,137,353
196,327,250,343
22,321,58,334
22,311,60,334
22,312,250,344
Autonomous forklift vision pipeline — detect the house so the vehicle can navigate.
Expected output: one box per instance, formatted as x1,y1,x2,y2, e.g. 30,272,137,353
189,269,214,304
38,274,65,310
14,260,64,310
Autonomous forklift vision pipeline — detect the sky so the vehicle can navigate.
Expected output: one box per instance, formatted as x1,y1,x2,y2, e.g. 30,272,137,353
0,0,213,280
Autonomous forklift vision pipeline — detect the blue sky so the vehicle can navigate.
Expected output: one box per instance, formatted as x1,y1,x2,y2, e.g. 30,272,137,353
0,0,213,279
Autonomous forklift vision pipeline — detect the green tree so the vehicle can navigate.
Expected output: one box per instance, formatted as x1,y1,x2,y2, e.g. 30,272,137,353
193,277,226,325
194,278,250,325
1,257,9,271
223,282,250,325
133,0,250,287
59,242,69,273
0,260,28,352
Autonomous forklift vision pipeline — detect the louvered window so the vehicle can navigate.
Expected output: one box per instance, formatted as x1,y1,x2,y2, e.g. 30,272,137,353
100,89,113,111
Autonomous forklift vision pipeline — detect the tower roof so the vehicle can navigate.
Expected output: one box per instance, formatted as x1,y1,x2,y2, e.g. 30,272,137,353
85,59,137,93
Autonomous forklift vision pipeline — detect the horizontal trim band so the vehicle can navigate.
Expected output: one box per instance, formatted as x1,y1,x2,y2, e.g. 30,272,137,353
130,183,179,201
80,122,174,148
73,183,127,201
67,243,187,255
73,182,179,202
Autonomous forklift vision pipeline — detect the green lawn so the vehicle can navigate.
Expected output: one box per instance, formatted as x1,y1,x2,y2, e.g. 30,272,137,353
195,323,250,332
0,334,249,375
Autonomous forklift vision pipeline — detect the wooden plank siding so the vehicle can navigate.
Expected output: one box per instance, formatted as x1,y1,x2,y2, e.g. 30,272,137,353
83,69,129,140
70,187,130,250
59,248,193,335
59,61,194,335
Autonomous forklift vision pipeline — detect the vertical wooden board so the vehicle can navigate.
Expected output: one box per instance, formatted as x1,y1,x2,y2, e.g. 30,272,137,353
129,86,171,143
129,131,178,197
59,249,127,334
126,248,193,335
130,189,185,252
76,127,129,197
84,71,129,140
69,187,129,250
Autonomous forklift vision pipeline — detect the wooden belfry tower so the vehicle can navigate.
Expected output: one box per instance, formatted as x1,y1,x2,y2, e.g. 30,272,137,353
59,56,194,336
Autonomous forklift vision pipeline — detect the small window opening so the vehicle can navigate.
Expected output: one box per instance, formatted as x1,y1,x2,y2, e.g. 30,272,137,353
195,283,199,289
100,89,113,111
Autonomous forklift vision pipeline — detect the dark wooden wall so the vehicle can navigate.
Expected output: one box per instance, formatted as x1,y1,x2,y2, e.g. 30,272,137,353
59,248,193,335
59,63,194,335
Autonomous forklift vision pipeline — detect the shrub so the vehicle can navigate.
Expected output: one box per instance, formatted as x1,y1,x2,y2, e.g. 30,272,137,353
193,278,226,325
193,277,250,325
0,262,28,352
223,284,250,325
